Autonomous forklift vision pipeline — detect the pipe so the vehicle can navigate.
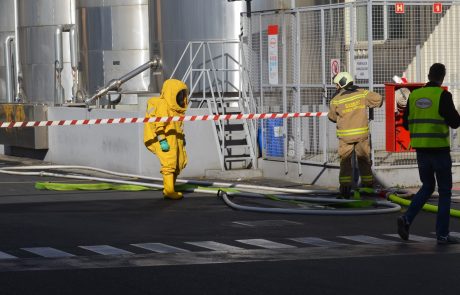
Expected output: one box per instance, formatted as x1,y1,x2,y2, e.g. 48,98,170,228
4,35,15,103
70,25,82,102
2,165,336,195
13,0,23,102
85,57,162,106
0,165,401,215
54,26,65,105
388,193,460,218
219,191,401,215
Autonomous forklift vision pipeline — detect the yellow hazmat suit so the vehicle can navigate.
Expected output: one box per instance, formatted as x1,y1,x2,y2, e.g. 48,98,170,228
144,79,188,200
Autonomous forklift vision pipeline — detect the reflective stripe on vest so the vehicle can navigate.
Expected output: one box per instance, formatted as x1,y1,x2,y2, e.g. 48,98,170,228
336,126,369,138
408,87,449,148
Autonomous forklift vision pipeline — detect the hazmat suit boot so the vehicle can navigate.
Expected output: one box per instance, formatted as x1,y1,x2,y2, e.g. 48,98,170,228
163,174,183,200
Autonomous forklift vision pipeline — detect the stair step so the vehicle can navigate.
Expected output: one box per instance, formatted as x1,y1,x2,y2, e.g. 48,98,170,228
221,124,245,131
224,155,252,162
222,139,247,146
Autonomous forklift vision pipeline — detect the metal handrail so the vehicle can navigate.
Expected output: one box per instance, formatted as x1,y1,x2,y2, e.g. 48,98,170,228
173,40,258,170
85,56,162,106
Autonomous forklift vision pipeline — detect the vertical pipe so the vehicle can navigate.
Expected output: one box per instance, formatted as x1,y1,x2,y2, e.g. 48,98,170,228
416,44,421,82
282,13,288,174
4,36,15,103
321,8,327,164
54,26,64,105
367,1,375,171
295,10,302,176
367,1,374,91
13,0,23,102
350,3,355,76
259,14,265,158
70,25,81,102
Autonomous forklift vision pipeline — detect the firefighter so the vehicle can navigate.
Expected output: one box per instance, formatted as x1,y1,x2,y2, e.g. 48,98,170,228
144,79,188,200
328,72,383,198
397,63,460,244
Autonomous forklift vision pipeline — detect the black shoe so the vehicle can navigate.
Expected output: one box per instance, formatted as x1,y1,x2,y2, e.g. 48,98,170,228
437,235,460,245
397,216,410,241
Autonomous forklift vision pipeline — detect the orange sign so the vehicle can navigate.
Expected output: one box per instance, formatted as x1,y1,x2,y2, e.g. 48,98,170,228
395,2,405,14
433,3,442,13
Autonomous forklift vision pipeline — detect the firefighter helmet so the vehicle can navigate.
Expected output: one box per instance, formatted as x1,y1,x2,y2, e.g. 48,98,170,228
333,72,354,88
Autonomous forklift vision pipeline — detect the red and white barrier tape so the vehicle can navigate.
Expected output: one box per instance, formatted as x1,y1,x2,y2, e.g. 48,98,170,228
0,112,328,129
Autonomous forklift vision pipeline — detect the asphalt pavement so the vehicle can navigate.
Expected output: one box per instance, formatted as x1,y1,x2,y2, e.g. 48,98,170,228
1,155,460,295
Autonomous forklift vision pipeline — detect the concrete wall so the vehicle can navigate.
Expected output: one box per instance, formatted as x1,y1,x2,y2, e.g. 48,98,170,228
46,106,222,179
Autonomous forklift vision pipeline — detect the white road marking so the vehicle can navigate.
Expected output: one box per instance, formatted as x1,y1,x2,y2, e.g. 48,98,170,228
236,239,297,249
185,241,244,251
339,235,400,245
131,243,190,253
21,247,75,258
0,251,17,260
385,234,435,242
79,245,133,256
289,237,347,247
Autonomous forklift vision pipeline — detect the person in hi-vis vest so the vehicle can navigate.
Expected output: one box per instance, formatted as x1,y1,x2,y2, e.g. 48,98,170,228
398,63,460,244
144,79,188,200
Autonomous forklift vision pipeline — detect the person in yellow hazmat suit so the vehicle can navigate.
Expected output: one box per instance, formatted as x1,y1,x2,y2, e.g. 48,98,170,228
144,79,188,200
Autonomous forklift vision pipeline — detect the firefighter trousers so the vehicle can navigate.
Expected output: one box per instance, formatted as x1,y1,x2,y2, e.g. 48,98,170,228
338,138,373,188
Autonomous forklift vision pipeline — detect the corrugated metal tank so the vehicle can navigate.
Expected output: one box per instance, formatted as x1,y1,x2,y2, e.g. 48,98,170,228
17,0,75,104
78,0,150,102
0,0,15,102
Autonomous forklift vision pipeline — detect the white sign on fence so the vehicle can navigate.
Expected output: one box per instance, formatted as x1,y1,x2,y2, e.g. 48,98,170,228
354,58,369,80
268,25,279,85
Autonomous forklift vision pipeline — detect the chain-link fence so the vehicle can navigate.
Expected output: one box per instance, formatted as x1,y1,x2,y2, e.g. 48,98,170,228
242,0,460,169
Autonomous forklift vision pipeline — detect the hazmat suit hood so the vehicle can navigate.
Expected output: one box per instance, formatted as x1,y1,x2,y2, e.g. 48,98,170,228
161,79,188,114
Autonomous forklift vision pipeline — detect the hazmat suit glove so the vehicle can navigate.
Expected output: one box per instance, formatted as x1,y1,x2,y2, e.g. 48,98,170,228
159,139,170,152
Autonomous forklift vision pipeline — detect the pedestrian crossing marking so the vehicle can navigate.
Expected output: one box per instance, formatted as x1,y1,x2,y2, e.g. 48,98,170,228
289,237,347,247
0,251,17,260
339,235,400,245
448,232,460,238
21,247,75,258
79,245,133,256
131,243,190,253
185,241,244,251
2,231,451,261
385,234,435,242
236,239,297,249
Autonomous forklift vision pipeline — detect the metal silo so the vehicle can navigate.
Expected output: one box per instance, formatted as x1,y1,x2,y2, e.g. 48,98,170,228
78,0,150,104
0,0,15,102
149,0,243,91
15,0,80,105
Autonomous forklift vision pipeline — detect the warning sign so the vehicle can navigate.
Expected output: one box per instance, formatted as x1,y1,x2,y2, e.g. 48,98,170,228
433,3,442,14
395,2,405,14
330,59,340,82
268,25,279,85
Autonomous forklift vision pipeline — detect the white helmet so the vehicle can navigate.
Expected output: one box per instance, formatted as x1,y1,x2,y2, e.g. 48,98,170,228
333,72,353,88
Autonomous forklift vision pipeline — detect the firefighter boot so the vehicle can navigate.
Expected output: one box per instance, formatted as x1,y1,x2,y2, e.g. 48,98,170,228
163,174,183,200
339,184,352,199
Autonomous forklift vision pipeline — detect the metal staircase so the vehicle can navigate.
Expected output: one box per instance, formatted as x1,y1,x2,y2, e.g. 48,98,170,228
171,41,258,171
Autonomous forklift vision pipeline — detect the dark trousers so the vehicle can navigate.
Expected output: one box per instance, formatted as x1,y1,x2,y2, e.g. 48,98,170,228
404,150,452,237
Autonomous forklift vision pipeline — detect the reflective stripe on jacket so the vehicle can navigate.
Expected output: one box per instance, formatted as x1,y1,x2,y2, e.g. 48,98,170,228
408,87,449,148
328,88,382,143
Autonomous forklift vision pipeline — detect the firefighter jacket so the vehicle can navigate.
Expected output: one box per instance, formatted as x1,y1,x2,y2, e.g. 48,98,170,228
407,87,449,148
328,87,382,144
